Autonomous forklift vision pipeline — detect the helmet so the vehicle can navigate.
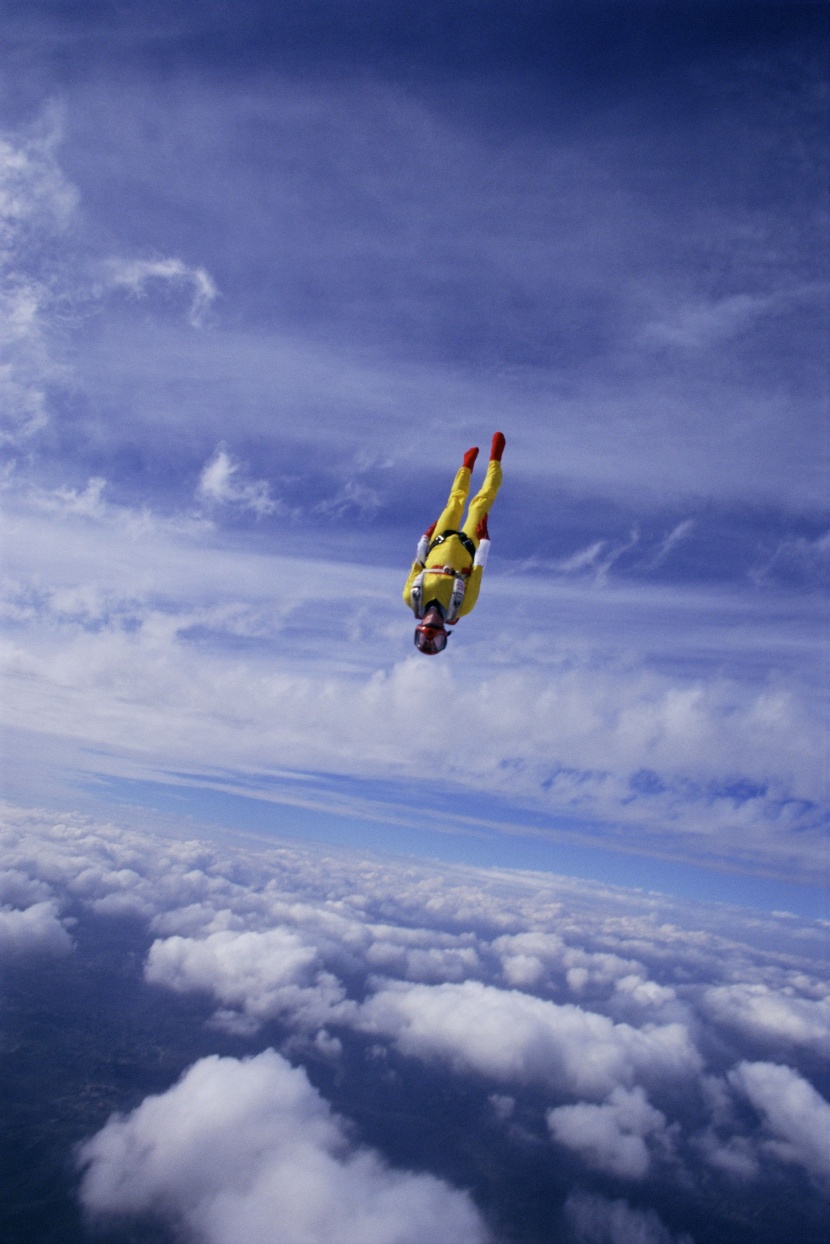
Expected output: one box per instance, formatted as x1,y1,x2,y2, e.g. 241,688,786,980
414,605,448,655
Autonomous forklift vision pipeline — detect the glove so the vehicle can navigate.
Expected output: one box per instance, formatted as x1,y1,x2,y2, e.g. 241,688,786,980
475,513,489,541
425,521,437,538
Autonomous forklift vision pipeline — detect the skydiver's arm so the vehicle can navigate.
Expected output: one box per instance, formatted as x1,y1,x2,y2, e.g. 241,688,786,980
403,523,438,608
415,521,438,565
458,539,489,616
403,561,424,609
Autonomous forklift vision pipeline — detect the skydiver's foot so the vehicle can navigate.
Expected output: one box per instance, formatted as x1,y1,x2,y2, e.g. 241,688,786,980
490,431,506,462
463,446,479,471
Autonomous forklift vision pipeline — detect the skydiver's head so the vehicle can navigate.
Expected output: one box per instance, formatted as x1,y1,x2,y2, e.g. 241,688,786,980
414,605,448,655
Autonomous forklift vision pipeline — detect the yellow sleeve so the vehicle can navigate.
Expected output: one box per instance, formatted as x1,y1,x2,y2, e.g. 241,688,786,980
458,565,483,616
403,561,423,611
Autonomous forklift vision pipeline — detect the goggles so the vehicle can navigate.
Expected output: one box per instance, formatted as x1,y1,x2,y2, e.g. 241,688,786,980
414,623,448,655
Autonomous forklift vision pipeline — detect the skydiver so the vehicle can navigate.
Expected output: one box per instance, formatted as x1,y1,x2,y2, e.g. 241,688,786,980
404,431,505,654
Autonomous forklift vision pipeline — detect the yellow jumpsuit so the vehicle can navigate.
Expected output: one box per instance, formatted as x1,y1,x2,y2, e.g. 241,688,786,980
403,458,503,619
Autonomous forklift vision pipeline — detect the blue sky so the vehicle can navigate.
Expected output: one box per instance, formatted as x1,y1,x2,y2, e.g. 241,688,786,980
1,0,828,913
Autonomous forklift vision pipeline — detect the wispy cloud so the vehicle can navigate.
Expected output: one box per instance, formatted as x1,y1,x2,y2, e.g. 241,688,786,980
551,530,640,584
0,108,77,443
197,446,279,516
642,520,696,571
1,478,826,878
640,284,828,351
102,256,218,327
0,111,219,456
751,529,830,590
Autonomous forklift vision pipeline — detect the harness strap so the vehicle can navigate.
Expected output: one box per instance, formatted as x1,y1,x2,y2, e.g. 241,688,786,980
410,566,470,622
427,529,476,561
420,565,472,577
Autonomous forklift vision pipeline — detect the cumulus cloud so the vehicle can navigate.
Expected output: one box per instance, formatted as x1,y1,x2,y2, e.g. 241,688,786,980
4,803,830,1239
145,927,347,1034
197,446,279,516
78,1049,490,1244
547,1086,672,1179
703,982,830,1056
728,1061,830,1184
364,924,481,983
0,897,73,956
564,1191,693,1244
356,980,702,1099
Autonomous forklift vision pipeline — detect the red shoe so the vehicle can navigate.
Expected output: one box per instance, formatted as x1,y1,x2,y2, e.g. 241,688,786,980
463,446,479,471
490,432,506,462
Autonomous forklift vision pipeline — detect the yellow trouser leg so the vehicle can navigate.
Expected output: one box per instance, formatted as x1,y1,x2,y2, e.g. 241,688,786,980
462,460,502,546
433,466,471,534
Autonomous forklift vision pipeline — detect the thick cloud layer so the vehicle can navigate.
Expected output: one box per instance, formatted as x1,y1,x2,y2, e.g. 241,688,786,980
2,804,828,1242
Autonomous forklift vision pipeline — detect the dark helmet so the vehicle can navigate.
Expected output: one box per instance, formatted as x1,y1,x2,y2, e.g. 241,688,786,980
414,605,448,655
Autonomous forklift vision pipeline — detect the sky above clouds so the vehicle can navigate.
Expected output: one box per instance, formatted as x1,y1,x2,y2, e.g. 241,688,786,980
0,0,827,914
0,7,828,1237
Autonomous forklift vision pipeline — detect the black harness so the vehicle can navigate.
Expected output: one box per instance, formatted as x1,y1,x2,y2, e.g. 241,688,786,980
427,529,476,561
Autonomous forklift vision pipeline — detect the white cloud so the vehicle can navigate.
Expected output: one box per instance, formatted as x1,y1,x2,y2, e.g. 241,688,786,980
564,1191,693,1244
640,291,782,350
364,924,481,983
551,530,639,583
356,980,701,1099
197,446,279,516
642,521,695,572
0,110,77,443
728,1061,830,1183
0,108,77,239
751,529,830,589
2,483,825,878
0,111,219,454
78,1049,490,1244
102,256,217,327
493,930,653,1003
547,1086,671,1179
703,983,830,1056
145,927,347,1033
0,897,73,957
4,801,830,1236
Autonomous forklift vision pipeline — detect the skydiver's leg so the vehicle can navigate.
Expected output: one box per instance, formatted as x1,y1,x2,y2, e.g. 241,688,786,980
462,433,504,546
432,447,477,534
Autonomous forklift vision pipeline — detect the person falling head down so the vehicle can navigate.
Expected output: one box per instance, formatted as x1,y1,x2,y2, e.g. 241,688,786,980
404,432,505,655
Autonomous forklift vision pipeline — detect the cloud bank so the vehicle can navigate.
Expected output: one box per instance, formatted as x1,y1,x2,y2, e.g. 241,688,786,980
2,805,828,1242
